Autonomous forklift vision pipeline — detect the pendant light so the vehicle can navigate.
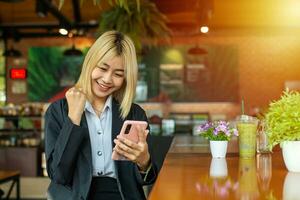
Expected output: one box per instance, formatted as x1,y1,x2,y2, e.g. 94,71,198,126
63,34,83,56
63,44,83,56
2,46,22,57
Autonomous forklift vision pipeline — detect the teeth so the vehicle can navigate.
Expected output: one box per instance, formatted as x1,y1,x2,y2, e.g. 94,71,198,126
101,85,108,89
96,81,109,90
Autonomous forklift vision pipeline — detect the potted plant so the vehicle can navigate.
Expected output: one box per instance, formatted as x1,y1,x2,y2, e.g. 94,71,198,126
59,0,170,53
197,121,239,158
265,90,300,172
98,0,170,52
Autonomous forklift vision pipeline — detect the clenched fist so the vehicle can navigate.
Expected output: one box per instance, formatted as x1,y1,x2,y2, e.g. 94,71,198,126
65,87,86,125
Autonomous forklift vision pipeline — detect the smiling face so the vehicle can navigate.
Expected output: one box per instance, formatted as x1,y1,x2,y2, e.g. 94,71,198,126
91,56,125,101
76,31,138,118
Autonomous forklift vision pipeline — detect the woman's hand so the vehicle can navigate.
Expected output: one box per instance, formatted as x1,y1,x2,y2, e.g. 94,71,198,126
113,126,150,171
65,87,86,125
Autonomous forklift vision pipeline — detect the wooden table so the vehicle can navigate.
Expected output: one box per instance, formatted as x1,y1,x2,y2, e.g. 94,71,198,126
0,170,20,200
148,135,293,200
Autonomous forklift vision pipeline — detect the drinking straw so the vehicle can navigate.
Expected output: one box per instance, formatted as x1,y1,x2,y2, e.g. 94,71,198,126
241,99,245,115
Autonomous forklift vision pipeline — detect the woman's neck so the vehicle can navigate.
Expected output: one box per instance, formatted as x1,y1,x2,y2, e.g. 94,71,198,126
91,97,107,114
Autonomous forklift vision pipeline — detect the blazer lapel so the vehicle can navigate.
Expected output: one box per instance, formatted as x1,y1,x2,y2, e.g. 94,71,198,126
111,99,124,147
80,113,93,170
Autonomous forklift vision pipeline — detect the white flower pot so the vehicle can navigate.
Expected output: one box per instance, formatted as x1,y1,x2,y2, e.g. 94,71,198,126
210,140,228,158
281,141,300,172
283,172,300,200
209,158,228,178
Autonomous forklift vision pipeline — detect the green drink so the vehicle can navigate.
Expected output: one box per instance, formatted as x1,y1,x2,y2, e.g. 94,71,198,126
237,115,258,158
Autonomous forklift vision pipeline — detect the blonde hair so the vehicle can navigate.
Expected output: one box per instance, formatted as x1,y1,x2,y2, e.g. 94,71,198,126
76,30,138,119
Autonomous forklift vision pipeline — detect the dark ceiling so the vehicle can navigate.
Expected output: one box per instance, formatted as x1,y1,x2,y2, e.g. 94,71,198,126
1,0,300,39
0,0,102,39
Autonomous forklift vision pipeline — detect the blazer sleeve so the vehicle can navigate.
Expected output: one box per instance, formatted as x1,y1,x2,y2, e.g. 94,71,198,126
45,100,88,186
131,104,158,185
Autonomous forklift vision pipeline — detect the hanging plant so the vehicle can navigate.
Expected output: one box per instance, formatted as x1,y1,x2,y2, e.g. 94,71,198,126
98,0,170,52
58,0,170,52
58,0,140,12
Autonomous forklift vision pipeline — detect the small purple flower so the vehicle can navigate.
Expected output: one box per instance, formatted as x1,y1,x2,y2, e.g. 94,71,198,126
197,122,212,132
204,122,213,129
225,130,231,136
220,125,228,132
197,120,239,141
213,129,219,135
233,129,239,136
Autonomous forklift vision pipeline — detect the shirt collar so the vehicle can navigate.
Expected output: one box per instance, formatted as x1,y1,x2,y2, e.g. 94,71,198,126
85,95,112,114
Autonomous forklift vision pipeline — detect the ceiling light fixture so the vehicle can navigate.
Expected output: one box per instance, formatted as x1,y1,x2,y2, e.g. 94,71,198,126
200,26,209,33
59,28,68,35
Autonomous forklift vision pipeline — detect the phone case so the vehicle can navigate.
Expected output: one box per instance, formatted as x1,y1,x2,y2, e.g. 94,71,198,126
112,120,148,160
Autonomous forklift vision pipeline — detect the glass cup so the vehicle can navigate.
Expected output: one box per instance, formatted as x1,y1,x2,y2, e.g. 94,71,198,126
236,115,259,158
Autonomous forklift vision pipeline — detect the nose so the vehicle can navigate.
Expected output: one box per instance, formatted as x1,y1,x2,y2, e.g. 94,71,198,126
102,72,113,84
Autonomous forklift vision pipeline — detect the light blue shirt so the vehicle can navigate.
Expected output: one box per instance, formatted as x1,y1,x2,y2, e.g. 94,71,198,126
84,96,116,178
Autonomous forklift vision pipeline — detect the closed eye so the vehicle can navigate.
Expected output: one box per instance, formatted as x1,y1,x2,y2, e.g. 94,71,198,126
98,67,107,71
115,73,124,77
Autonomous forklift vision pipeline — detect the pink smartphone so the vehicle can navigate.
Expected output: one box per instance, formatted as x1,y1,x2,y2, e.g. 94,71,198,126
112,120,148,160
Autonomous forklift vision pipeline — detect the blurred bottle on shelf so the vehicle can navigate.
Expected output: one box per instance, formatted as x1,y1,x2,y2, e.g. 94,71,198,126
257,120,270,153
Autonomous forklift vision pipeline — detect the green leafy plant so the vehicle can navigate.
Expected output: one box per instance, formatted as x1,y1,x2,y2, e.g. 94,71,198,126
58,0,170,52
98,0,170,52
265,90,300,150
59,0,140,11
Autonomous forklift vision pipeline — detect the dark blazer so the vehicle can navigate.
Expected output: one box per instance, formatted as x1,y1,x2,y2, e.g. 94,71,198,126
45,98,158,200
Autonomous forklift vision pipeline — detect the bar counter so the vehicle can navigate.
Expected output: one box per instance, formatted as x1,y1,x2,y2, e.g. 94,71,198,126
148,135,296,200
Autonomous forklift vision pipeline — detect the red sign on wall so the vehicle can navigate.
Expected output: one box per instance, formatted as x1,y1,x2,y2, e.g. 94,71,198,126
10,68,27,79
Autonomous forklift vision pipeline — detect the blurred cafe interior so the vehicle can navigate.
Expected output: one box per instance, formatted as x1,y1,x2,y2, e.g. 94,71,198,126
1,0,300,199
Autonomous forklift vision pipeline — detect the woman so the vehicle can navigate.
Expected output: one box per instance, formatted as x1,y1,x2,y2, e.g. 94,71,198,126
45,31,157,200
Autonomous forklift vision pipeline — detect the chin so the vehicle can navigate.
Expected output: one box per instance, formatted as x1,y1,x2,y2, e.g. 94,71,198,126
93,88,115,98
94,91,111,98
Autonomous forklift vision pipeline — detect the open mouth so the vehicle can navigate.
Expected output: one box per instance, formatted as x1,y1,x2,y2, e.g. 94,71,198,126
96,80,111,91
